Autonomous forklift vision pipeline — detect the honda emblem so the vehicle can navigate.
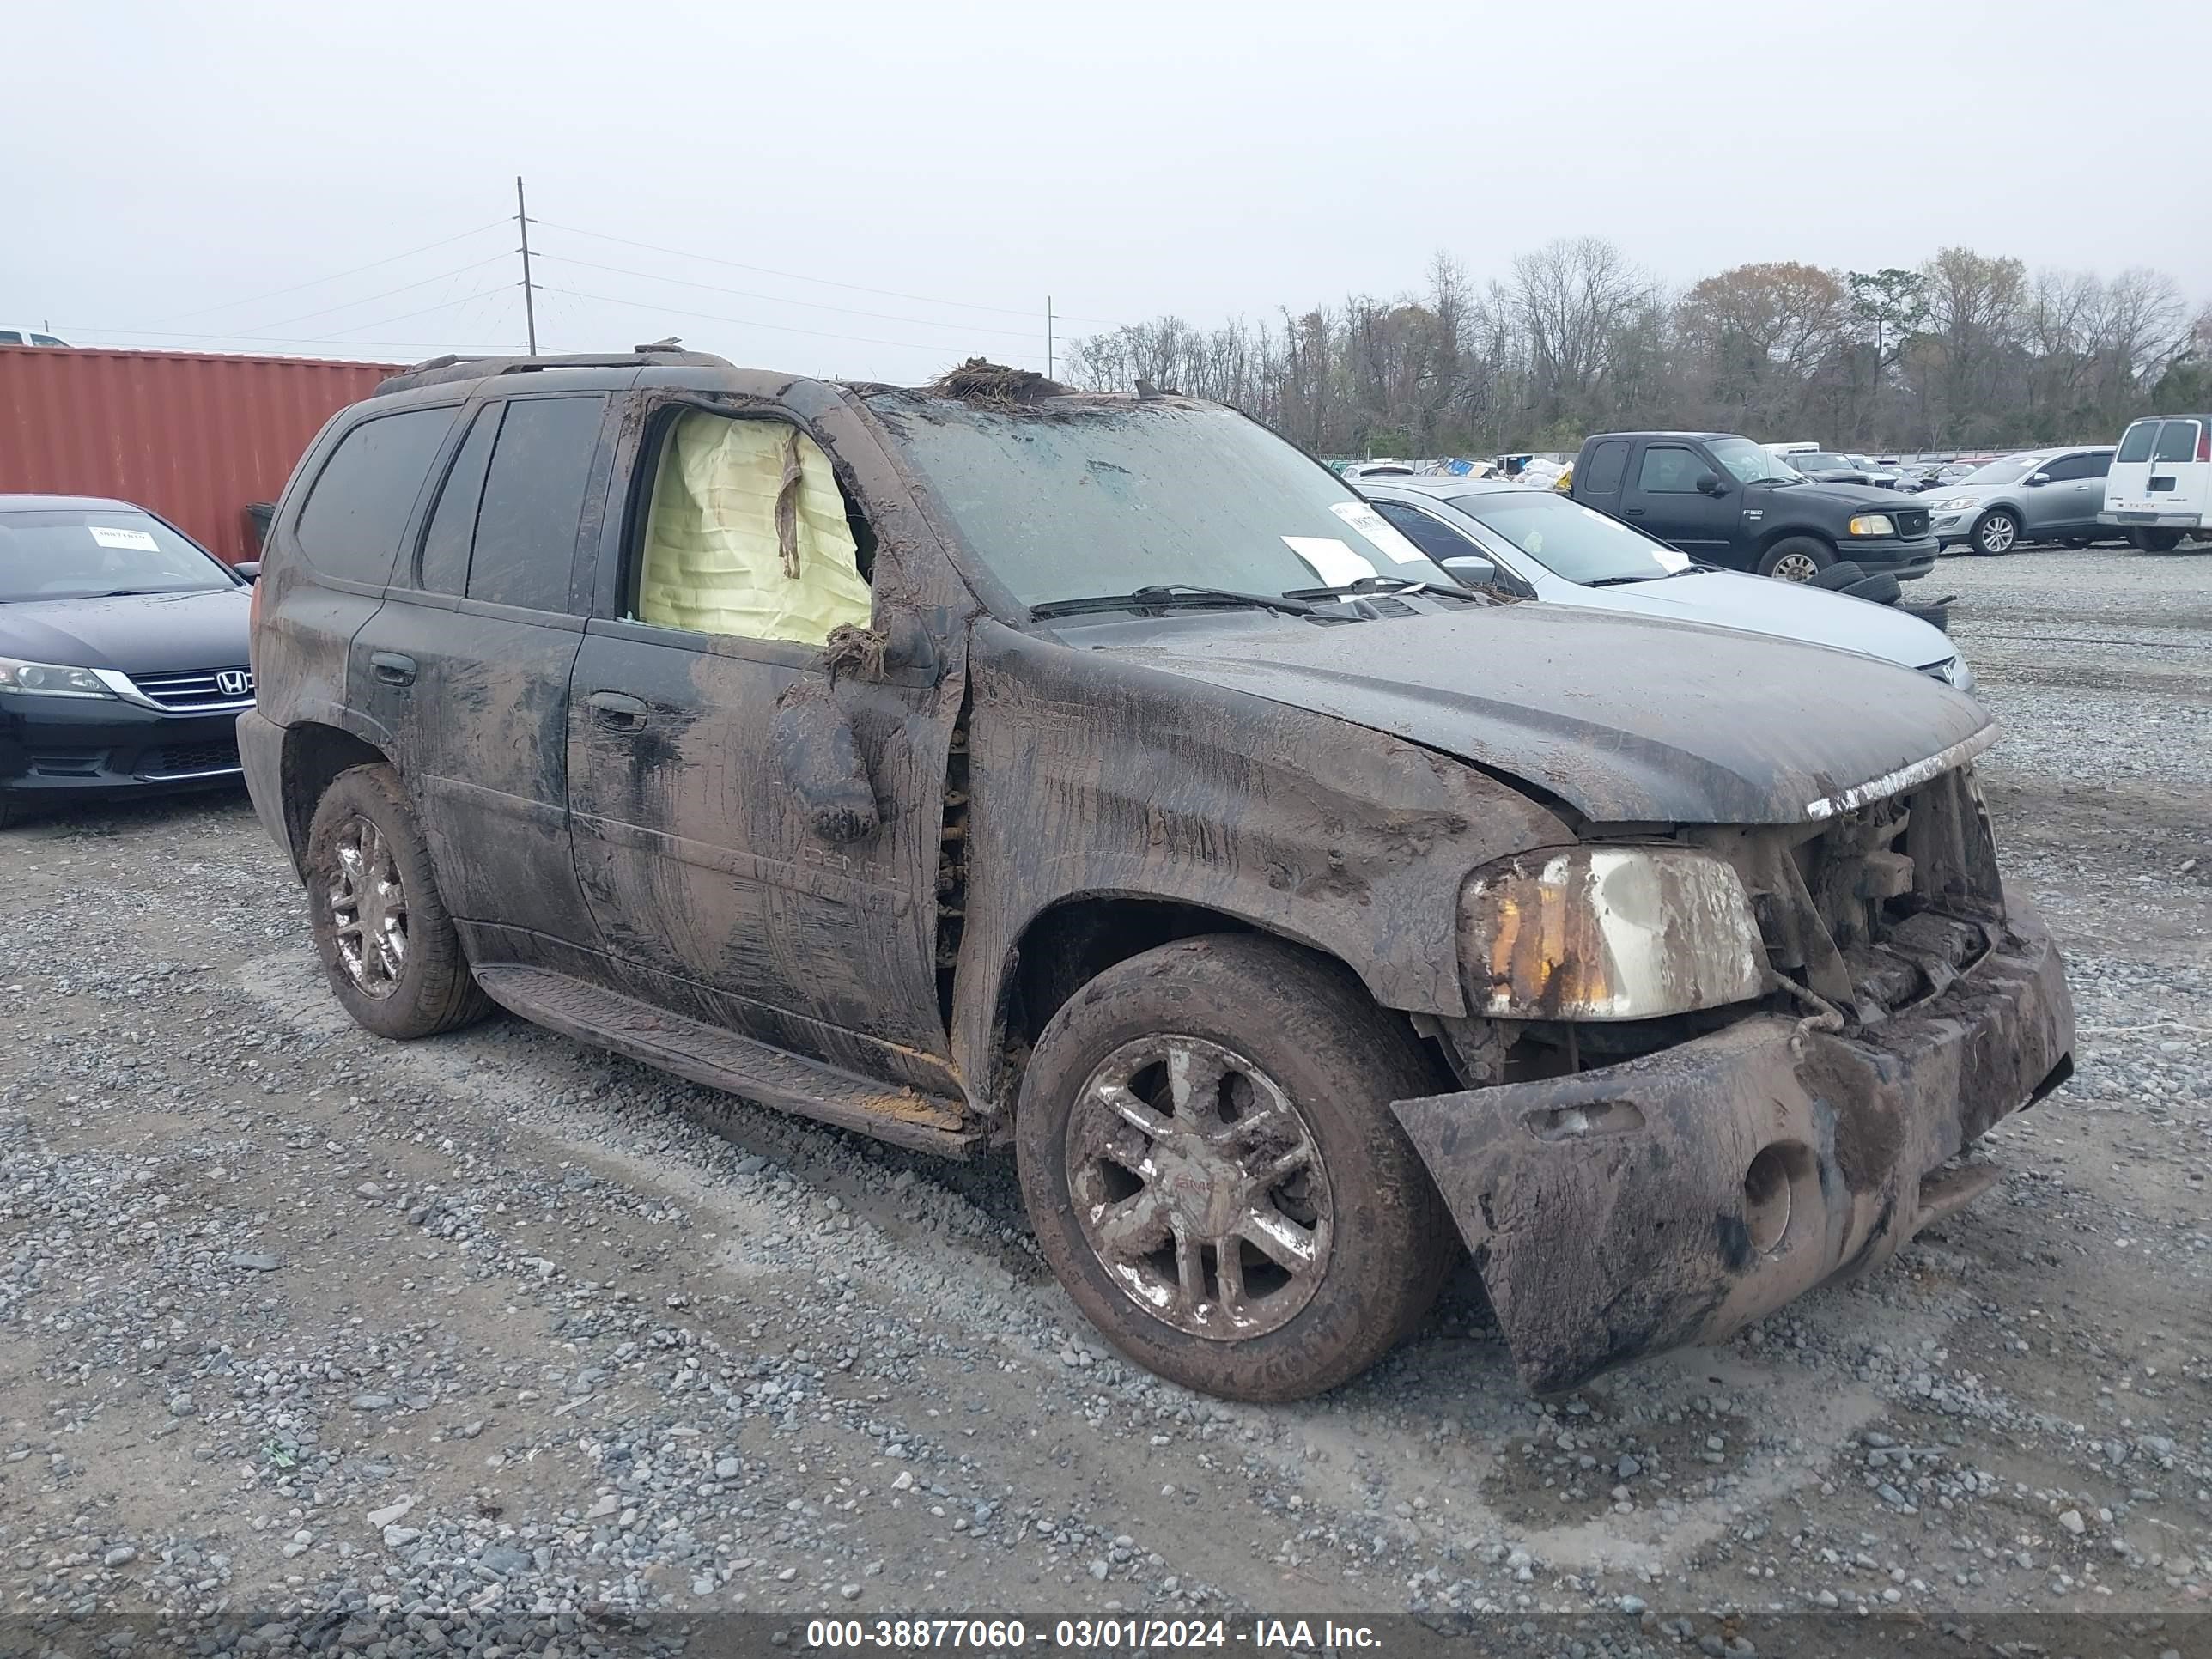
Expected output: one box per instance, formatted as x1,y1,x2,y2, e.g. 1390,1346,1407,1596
216,669,254,698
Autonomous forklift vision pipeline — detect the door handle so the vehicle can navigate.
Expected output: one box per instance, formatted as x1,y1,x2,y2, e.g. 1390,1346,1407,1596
586,690,649,732
370,651,416,687
1622,507,1647,517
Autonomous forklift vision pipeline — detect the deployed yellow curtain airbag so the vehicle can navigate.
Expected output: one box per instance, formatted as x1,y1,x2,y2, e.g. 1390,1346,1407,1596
635,412,873,644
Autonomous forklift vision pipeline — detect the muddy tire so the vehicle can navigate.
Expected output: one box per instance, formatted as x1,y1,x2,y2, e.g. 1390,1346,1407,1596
1757,537,1833,582
1969,508,2021,556
1014,934,1455,1402
303,763,490,1040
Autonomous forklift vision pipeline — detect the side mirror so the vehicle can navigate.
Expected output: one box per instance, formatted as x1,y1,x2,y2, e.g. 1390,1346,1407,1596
2025,471,2050,487
1695,472,1727,496
1440,555,1499,589
234,561,261,582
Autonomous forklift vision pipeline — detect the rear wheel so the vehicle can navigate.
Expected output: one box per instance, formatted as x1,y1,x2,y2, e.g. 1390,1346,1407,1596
2131,527,2185,553
1757,536,1834,582
303,763,491,1040
1014,934,1455,1402
1969,508,2021,556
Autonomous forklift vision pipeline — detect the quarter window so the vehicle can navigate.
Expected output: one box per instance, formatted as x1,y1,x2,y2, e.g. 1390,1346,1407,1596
1581,440,1630,494
466,396,608,611
295,408,456,585
416,404,501,596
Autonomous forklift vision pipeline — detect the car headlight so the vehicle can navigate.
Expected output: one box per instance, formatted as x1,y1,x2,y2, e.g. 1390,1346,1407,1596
1846,514,1896,537
1932,495,1977,511
1460,847,1765,1020
0,655,118,699
1938,653,1976,692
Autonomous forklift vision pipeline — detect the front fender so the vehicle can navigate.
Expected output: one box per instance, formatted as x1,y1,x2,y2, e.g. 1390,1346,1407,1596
948,621,1569,1110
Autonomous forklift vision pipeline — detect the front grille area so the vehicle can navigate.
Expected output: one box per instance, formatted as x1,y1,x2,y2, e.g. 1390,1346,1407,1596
127,666,254,710
1893,507,1930,538
136,738,241,779
1702,764,2005,1024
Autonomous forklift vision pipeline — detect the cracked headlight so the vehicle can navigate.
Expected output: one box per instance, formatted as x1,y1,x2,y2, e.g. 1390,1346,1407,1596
1460,847,1766,1020
0,656,118,698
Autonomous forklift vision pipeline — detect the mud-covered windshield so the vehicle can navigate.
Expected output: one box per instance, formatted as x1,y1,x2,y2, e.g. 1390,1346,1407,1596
866,394,1450,607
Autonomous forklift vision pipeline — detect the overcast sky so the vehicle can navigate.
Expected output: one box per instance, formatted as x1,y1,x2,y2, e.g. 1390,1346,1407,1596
9,0,2206,380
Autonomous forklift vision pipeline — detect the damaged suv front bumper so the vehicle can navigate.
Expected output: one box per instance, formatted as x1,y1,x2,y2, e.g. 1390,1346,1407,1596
1392,892,2073,1394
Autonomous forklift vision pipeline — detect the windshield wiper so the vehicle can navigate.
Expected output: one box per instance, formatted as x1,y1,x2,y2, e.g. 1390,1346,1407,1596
1281,574,1480,601
1030,584,1317,621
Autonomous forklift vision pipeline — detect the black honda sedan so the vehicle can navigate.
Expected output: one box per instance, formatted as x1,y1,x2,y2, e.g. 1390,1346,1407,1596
1,495,256,828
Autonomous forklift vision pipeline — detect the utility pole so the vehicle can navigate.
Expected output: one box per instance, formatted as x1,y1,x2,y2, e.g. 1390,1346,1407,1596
1046,296,1054,380
515,175,538,355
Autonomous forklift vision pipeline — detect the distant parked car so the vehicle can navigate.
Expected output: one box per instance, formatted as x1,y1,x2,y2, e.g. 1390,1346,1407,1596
1925,447,2115,554
2100,413,2209,551
1,495,256,828
1781,450,1895,488
1360,477,1972,688
0,326,70,347
1571,430,1938,581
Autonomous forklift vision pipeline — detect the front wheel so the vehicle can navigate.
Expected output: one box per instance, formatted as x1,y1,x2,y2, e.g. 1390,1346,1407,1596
1969,509,2021,556
1758,537,1833,582
303,763,492,1040
1014,935,1454,1402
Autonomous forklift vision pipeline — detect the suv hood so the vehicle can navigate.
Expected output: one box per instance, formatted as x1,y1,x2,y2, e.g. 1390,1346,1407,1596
1098,605,1990,825
1566,569,1954,671
0,587,252,676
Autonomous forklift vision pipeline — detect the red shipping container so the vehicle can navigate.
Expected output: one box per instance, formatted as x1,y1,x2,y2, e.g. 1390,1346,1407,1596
0,344,404,564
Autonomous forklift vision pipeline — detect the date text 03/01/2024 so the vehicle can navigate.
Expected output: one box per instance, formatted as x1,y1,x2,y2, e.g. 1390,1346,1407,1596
802,1618,1382,1650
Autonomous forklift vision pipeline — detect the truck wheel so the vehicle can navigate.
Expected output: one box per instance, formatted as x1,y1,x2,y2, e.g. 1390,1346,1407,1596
1969,509,2020,556
303,763,491,1041
1758,537,1832,582
1014,934,1454,1402
2131,528,2185,553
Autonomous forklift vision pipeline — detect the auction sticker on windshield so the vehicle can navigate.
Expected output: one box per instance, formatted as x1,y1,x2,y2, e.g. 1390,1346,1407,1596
88,526,161,551
1281,536,1377,586
1329,501,1430,564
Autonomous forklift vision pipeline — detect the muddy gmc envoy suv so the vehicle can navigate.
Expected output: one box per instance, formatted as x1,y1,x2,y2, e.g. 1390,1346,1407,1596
240,349,2075,1401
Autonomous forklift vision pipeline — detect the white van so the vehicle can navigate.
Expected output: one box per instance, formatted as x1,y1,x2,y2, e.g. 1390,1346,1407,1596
2102,413,2209,550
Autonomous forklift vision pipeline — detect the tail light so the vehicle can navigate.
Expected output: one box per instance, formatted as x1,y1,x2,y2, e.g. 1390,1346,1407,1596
2197,425,2209,463
247,574,263,676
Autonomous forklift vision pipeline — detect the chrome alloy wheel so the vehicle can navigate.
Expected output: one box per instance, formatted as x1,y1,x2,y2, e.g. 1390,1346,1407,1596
1065,1035,1333,1340
328,814,407,997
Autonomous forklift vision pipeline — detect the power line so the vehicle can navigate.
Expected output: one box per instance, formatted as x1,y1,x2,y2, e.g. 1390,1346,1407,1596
530,252,1044,341
58,285,520,352
298,284,518,342
247,252,514,333
146,218,512,326
533,283,1047,362
536,218,1121,327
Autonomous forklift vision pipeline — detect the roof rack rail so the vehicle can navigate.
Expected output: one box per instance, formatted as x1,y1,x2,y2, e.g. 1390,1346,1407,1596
374,343,734,397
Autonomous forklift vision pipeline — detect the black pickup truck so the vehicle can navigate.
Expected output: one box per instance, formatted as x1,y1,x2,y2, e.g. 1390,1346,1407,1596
1571,431,1939,582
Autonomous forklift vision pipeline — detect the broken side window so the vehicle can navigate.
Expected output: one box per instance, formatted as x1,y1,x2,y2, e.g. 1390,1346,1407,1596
629,409,873,646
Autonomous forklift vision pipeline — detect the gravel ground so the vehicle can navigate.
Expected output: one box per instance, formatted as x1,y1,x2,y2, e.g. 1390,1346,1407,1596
2,544,2207,1656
